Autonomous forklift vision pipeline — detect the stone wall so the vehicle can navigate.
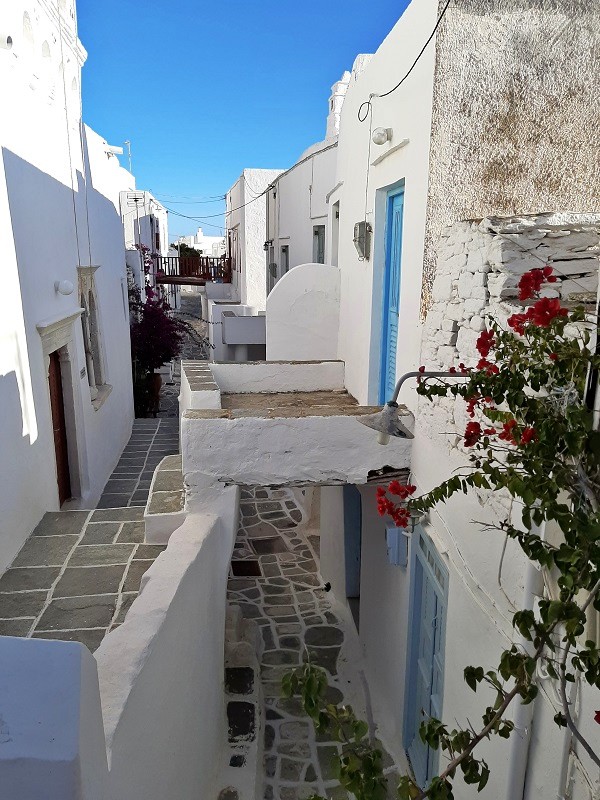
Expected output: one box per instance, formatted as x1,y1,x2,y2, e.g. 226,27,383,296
420,212,600,450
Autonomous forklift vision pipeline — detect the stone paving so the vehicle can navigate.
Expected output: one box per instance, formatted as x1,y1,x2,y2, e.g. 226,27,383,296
0,417,178,651
228,487,398,800
0,507,166,651
97,418,179,508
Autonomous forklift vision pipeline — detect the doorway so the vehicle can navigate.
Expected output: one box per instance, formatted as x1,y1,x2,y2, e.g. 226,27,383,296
48,350,71,505
379,187,405,404
404,529,448,787
343,484,362,630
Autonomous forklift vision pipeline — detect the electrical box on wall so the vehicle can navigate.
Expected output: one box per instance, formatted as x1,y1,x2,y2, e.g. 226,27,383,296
386,526,409,567
353,220,372,260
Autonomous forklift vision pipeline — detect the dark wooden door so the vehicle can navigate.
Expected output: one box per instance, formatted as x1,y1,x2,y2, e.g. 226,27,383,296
48,351,71,505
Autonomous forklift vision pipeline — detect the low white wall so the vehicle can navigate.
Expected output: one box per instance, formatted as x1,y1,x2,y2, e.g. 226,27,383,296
0,637,108,800
96,502,239,800
207,300,256,361
319,486,347,602
208,359,345,393
266,263,340,361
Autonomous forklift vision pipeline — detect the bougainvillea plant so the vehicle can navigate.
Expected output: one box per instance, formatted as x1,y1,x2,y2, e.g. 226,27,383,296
283,267,600,799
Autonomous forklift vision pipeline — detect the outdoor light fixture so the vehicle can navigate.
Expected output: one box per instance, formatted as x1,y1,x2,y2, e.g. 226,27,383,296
263,239,273,252
359,370,468,445
372,127,393,145
353,220,372,259
54,280,74,296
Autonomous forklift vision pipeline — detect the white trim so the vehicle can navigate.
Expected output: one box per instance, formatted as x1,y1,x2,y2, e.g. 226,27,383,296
36,309,83,357
370,138,410,167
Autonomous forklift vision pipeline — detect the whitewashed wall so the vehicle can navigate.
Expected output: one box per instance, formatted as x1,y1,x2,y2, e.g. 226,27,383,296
226,168,283,311
96,506,238,800
332,5,438,405
265,143,338,285
0,2,134,569
266,263,340,361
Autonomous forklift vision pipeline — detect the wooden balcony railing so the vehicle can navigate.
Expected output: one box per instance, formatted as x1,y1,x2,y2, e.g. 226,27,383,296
152,255,232,285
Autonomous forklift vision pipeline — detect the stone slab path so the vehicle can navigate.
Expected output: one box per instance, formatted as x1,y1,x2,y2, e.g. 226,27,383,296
96,418,179,508
0,418,179,651
0,507,166,651
228,487,398,800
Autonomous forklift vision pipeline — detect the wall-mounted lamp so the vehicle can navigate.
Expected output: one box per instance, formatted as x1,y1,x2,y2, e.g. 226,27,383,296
54,280,74,296
359,370,469,444
263,239,273,252
372,127,393,146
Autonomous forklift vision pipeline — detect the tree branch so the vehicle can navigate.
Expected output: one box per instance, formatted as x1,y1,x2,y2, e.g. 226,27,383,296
557,576,600,770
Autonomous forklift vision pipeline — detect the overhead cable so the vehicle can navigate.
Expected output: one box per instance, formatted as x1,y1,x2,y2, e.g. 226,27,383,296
358,0,452,122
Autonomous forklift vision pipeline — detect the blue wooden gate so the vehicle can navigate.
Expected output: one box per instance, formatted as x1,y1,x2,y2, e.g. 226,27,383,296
404,529,448,787
379,188,405,404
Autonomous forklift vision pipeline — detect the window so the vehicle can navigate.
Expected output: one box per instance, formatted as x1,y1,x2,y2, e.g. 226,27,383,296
313,225,325,264
77,267,107,403
280,245,289,275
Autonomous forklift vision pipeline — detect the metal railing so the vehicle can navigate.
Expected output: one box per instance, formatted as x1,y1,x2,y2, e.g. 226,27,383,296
152,255,232,284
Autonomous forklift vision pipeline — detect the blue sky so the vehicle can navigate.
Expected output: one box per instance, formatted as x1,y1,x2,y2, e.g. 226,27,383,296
78,0,407,238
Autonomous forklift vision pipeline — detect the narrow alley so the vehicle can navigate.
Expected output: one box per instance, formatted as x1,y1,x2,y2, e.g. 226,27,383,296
225,486,399,800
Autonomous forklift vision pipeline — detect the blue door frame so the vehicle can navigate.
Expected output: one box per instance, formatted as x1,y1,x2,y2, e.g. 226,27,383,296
404,529,448,788
379,188,405,404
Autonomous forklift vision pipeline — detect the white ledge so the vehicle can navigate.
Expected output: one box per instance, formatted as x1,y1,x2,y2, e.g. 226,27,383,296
371,138,410,166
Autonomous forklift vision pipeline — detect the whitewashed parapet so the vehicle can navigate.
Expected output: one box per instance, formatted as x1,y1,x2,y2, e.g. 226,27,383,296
182,407,411,489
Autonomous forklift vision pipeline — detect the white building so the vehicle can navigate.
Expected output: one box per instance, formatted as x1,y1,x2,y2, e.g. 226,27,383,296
0,0,135,570
265,0,600,797
264,61,372,293
205,168,283,361
178,226,225,258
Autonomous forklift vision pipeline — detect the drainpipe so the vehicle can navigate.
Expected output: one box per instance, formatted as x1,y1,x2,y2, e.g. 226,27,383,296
504,521,545,800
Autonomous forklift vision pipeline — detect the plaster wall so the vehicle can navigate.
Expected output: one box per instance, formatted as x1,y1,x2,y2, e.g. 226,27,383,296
266,264,340,361
0,11,133,569
332,3,438,405
207,299,255,361
96,507,239,800
423,0,600,315
226,168,283,311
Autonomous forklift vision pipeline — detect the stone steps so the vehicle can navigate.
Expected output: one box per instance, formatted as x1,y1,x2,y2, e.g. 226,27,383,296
143,454,186,544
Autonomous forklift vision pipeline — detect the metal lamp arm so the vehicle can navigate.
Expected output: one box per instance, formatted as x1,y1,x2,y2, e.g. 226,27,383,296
390,371,467,404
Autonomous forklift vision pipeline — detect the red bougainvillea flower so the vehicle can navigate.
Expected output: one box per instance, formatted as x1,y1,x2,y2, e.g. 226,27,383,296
549,353,558,361
530,297,568,327
517,266,557,301
507,312,528,335
476,329,495,358
465,394,481,418
458,363,470,374
499,419,518,444
388,481,417,499
508,297,568,335
476,358,499,375
594,710,600,725
464,421,482,447
483,427,496,436
520,427,537,445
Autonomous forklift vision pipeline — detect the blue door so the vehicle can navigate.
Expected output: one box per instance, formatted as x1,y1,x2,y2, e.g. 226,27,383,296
379,189,405,404
404,530,448,787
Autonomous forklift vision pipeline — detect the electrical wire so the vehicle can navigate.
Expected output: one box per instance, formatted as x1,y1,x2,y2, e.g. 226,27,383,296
163,187,268,221
358,0,452,122
155,196,226,205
